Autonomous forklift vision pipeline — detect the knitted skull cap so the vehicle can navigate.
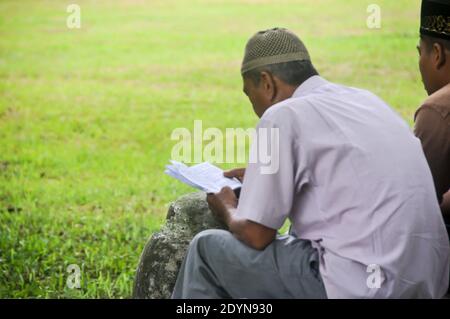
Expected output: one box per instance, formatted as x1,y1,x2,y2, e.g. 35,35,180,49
241,27,311,74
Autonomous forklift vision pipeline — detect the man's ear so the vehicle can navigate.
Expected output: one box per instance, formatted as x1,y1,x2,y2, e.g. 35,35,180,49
259,71,276,101
432,42,447,69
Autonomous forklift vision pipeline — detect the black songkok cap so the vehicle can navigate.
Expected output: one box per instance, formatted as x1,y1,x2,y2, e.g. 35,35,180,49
420,0,450,40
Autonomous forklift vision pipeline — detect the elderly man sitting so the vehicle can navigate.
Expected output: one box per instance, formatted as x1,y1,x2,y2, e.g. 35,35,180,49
171,28,450,299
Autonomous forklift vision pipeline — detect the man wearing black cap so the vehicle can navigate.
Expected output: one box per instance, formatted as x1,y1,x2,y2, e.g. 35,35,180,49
415,0,450,237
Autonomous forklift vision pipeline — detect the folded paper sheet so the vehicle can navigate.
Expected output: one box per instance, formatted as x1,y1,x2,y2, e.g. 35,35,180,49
165,161,242,193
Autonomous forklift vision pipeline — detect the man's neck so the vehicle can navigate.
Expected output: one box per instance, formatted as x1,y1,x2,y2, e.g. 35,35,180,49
432,78,450,95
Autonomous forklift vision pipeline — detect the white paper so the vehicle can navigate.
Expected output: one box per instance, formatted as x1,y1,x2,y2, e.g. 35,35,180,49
164,160,242,193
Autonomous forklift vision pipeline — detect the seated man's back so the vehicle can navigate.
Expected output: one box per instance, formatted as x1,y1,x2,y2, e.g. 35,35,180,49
237,75,450,298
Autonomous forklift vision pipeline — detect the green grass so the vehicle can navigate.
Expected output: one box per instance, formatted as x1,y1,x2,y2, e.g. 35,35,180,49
0,0,426,298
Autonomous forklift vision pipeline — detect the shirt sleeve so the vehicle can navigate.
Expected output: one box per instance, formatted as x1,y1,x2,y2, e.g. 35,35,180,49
414,106,450,204
235,114,306,230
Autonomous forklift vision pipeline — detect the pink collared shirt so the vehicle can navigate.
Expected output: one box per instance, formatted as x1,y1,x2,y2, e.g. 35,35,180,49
236,76,450,298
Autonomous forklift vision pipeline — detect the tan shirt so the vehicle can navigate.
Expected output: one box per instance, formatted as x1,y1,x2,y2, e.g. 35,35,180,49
414,83,450,207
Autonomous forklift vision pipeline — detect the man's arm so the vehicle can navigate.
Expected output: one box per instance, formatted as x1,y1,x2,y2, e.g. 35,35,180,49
414,107,450,205
206,187,277,251
208,117,298,250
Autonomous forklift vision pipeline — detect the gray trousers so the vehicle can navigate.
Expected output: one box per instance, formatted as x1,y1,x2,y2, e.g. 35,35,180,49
171,229,327,299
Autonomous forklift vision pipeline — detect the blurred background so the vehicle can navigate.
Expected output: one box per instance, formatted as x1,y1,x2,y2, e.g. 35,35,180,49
0,0,422,298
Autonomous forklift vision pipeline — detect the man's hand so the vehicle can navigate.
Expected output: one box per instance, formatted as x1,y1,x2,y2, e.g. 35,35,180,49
224,167,246,183
206,186,276,251
206,187,238,226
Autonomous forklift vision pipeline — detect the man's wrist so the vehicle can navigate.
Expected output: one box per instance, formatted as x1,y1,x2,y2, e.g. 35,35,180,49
222,206,236,228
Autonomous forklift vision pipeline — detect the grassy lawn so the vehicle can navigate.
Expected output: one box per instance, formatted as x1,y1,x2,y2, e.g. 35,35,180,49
0,0,424,298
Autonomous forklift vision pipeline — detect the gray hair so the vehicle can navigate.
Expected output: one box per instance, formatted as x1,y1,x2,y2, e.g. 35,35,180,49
243,60,319,86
